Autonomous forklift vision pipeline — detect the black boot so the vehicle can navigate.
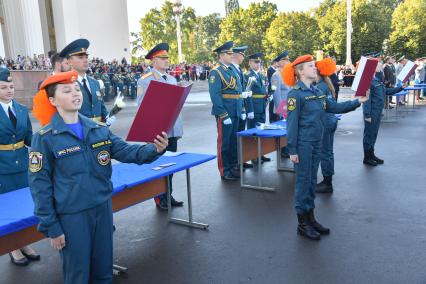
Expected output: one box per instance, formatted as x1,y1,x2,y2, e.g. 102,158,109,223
363,150,378,166
371,150,384,164
315,176,333,194
297,213,321,240
307,209,330,235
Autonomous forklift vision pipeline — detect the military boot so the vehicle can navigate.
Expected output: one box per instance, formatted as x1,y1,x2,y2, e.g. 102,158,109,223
297,213,321,240
363,150,378,166
371,150,384,164
315,176,333,194
307,209,330,235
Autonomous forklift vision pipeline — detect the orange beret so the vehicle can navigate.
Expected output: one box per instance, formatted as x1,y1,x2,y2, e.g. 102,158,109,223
316,58,337,77
281,54,314,87
39,70,79,90
33,71,79,126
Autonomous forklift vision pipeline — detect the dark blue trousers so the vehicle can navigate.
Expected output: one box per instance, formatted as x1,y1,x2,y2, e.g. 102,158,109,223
216,116,239,176
320,126,337,177
59,200,113,284
294,140,321,214
363,114,382,151
156,137,178,206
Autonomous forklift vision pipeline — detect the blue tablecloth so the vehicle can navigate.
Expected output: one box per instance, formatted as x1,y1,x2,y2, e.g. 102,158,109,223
404,87,423,91
395,91,409,96
0,153,215,237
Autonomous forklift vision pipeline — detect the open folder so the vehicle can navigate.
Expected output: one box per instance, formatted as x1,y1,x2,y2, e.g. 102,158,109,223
127,80,192,143
351,56,378,96
397,60,417,83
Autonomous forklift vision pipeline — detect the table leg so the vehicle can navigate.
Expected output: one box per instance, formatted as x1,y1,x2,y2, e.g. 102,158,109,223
276,137,294,172
169,169,209,230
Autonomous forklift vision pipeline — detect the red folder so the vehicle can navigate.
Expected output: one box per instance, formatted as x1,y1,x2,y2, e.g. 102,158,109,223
351,56,378,96
397,60,417,83
127,80,192,143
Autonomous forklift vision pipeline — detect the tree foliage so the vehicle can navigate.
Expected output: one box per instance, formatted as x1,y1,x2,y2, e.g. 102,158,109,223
218,1,277,56
264,12,321,61
388,0,426,59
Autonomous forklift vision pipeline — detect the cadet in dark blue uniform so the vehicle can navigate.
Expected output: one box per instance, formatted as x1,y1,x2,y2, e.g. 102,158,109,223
246,53,271,162
230,45,254,169
0,67,40,266
59,39,114,126
283,55,367,240
314,58,339,194
363,56,403,166
208,41,244,181
29,71,168,284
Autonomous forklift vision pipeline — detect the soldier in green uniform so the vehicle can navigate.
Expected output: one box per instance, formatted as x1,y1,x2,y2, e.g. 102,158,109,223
208,41,244,181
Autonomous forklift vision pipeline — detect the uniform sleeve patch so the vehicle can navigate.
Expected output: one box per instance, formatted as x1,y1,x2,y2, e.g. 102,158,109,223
29,152,43,172
91,140,112,149
288,97,296,111
209,75,216,84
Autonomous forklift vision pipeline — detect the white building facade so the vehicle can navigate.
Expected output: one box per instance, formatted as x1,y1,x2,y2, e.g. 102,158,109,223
0,0,130,61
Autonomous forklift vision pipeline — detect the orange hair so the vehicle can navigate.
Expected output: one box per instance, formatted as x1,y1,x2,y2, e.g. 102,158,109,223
33,89,57,126
281,55,314,87
316,58,336,77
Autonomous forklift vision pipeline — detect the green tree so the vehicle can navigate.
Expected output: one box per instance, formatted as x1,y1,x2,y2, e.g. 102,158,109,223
317,0,394,63
190,13,222,62
130,32,144,64
139,1,197,63
218,1,277,56
388,0,426,59
264,12,321,61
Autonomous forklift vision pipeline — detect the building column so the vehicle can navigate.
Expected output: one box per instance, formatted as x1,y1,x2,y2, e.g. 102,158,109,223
1,0,44,58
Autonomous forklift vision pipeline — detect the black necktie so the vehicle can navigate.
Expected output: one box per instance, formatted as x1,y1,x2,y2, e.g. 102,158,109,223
162,75,167,81
8,106,17,128
82,78,93,104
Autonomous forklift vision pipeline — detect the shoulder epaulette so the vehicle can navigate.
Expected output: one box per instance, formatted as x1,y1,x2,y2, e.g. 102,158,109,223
38,124,52,135
141,72,153,79
293,84,301,90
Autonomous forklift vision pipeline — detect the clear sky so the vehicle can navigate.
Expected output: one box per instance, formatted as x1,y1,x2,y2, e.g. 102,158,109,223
127,0,321,33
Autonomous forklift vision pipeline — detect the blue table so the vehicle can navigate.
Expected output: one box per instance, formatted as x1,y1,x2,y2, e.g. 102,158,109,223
404,86,424,111
237,120,293,191
383,90,409,123
0,153,215,256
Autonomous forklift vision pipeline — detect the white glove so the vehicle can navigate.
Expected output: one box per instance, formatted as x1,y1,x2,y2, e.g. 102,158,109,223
106,115,116,126
364,117,372,123
247,112,254,119
223,118,232,125
242,91,252,98
271,85,277,91
267,96,273,102
241,113,247,120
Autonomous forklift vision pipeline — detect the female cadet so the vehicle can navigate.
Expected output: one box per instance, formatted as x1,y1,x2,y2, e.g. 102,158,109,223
282,55,368,241
29,71,168,284
362,59,403,166
314,58,339,194
0,67,40,265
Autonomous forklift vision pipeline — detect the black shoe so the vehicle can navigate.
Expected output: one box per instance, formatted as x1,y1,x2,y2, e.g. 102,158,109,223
251,159,264,165
297,214,321,240
156,203,168,211
221,174,238,181
242,162,253,169
8,253,29,266
261,156,271,162
315,180,333,194
363,150,378,166
21,250,40,261
171,196,184,207
307,209,330,235
371,151,384,164
281,152,290,158
231,169,241,178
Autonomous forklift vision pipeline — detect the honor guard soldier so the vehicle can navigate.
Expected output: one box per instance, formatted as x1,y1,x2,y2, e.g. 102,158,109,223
283,55,367,240
270,51,291,158
29,71,168,284
268,56,279,122
0,67,40,265
363,53,403,166
208,41,244,181
59,38,114,126
137,43,184,210
230,45,254,168
246,53,271,162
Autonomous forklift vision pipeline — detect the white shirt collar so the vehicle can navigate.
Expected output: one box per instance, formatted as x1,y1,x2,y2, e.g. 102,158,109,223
78,74,88,83
153,68,167,77
0,101,14,117
232,63,240,69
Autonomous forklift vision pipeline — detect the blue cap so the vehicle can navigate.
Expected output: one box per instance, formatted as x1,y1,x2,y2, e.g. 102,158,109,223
145,43,169,60
0,67,12,82
59,38,90,58
232,45,248,55
248,53,264,60
364,51,381,58
273,51,289,62
213,41,234,53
